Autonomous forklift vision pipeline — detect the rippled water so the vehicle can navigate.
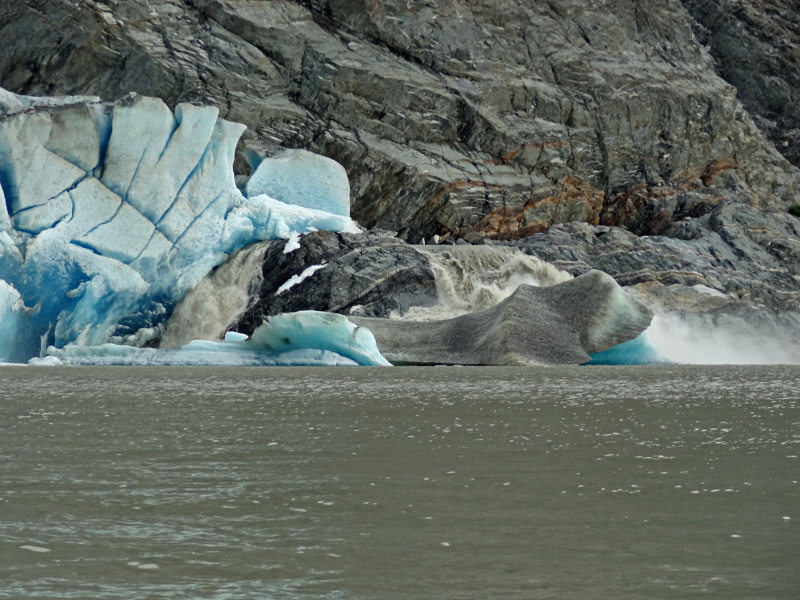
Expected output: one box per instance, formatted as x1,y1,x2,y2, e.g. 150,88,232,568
1,366,798,599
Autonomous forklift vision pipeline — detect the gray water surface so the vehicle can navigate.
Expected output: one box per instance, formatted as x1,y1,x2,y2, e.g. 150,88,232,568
1,366,798,599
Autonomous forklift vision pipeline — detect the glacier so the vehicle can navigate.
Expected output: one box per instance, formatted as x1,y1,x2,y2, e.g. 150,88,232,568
0,88,364,364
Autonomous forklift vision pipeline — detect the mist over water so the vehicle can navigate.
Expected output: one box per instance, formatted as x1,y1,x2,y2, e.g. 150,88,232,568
646,313,800,365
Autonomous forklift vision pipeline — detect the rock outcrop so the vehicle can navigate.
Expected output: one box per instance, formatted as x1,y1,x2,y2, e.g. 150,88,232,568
681,0,800,168
232,230,439,333
3,0,799,242
515,202,800,316
351,271,653,366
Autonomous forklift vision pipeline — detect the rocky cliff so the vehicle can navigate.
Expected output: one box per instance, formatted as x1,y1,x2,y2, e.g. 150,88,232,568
3,0,799,237
2,0,800,361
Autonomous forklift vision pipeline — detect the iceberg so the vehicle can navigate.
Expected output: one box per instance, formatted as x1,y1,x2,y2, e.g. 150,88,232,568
351,271,653,366
0,88,361,363
248,311,392,367
40,311,391,367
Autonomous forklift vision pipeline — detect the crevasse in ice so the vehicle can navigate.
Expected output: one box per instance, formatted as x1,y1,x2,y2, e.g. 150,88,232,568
0,89,361,363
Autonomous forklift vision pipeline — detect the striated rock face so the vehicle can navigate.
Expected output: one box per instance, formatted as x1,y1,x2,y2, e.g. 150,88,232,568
351,271,653,366
681,0,800,168
515,202,800,315
2,0,799,244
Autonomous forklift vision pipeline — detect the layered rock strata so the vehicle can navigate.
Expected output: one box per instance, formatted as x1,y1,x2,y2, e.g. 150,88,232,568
3,0,799,242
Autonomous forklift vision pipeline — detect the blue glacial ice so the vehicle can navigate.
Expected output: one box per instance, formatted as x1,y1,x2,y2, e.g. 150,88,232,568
0,88,364,364
587,332,672,365
36,311,391,367
245,149,351,218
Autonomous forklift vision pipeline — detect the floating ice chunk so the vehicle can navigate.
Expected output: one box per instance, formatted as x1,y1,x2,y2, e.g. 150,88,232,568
245,149,351,217
20,545,51,553
276,263,327,295
47,340,360,367
46,312,390,366
42,311,389,366
250,312,392,366
28,355,64,366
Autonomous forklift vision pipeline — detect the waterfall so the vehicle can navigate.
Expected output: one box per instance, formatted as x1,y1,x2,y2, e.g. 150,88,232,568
160,242,269,348
394,246,572,321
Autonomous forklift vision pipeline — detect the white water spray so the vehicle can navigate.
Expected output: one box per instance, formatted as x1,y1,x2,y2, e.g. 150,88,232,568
393,246,572,321
645,312,800,365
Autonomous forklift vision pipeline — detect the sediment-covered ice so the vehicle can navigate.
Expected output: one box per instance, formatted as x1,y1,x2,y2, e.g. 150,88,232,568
42,311,391,367
0,88,361,363
353,271,653,366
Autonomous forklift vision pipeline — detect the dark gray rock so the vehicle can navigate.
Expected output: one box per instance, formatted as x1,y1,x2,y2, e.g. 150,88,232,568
233,230,439,336
515,200,800,316
351,271,653,366
681,0,800,167
2,0,799,244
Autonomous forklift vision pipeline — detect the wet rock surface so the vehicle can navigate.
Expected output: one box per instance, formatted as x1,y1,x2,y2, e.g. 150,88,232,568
232,230,439,336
